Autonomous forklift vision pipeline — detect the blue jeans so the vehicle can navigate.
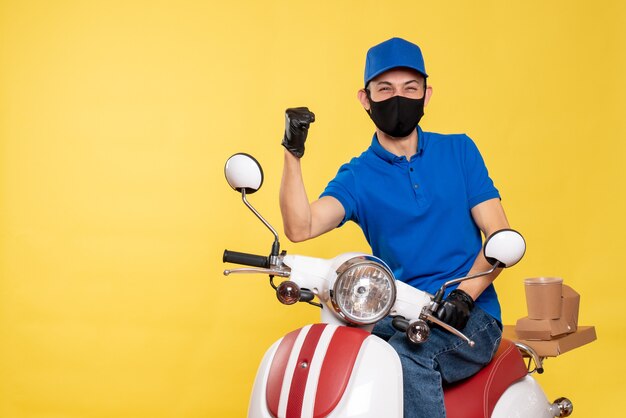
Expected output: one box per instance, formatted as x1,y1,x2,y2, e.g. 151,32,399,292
372,307,502,418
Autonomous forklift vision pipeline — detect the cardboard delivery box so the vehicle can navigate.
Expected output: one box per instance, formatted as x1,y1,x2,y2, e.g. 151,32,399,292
514,285,580,340
503,325,597,357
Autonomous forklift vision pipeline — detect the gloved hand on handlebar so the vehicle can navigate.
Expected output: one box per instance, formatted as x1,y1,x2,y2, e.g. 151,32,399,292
282,107,315,158
434,289,475,330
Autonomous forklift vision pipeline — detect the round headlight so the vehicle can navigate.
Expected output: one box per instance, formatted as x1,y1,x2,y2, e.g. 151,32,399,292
330,256,396,325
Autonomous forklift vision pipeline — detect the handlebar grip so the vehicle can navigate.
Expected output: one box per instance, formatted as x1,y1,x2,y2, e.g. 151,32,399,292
223,250,269,268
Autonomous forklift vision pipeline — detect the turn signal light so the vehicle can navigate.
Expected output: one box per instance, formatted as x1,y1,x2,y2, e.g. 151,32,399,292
276,281,300,305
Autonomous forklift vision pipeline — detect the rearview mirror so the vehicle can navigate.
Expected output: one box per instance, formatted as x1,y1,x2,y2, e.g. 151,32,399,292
224,153,264,194
483,229,526,268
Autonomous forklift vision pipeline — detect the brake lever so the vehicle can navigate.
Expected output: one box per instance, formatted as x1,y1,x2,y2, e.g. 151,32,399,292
223,267,290,277
420,312,475,347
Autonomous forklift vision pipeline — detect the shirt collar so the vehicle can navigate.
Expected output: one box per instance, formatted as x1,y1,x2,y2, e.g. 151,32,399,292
369,126,426,164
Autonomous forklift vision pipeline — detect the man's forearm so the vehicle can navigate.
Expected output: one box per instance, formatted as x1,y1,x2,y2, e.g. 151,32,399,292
457,253,502,300
279,150,313,242
460,199,511,300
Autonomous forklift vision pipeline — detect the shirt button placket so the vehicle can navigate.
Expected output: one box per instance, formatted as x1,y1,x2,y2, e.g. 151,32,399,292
409,164,422,204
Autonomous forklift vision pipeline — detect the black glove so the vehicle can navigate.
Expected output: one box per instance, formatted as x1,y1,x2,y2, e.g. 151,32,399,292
434,289,475,330
282,107,315,158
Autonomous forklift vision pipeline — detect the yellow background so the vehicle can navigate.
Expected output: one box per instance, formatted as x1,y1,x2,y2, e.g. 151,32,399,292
1,0,624,417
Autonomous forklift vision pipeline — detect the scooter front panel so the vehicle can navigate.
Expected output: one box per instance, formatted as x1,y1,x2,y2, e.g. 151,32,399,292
248,324,402,418
312,325,375,417
326,334,403,417
274,324,370,418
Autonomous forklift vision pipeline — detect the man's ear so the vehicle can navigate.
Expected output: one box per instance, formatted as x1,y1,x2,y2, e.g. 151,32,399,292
424,85,433,106
357,89,371,111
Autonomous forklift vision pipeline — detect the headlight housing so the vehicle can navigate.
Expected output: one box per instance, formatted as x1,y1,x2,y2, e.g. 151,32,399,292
329,255,396,325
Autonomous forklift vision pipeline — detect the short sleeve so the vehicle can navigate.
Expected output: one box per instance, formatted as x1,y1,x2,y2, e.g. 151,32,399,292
462,135,501,208
320,163,359,227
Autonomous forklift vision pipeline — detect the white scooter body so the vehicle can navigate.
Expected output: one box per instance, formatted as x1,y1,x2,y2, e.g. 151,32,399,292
245,254,560,418
492,377,560,418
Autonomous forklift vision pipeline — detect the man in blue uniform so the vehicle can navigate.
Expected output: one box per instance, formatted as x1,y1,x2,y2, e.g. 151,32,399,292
279,37,510,418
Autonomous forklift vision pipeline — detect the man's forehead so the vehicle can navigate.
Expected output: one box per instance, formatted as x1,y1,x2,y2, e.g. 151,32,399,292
370,68,425,84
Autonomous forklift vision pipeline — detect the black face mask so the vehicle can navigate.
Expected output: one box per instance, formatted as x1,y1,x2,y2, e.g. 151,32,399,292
366,93,425,138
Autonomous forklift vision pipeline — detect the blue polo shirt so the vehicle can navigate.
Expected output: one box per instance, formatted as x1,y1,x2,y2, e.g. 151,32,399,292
320,127,502,322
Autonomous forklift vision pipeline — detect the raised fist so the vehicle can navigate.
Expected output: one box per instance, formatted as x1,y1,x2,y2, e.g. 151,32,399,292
282,107,315,158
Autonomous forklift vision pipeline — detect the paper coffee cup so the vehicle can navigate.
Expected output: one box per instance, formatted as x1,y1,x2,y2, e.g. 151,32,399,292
524,277,563,319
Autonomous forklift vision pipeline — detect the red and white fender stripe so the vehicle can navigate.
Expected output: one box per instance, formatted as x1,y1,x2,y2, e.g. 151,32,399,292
280,324,336,418
266,323,369,418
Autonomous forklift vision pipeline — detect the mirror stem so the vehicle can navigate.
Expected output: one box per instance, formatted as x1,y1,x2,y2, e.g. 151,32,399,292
241,190,281,257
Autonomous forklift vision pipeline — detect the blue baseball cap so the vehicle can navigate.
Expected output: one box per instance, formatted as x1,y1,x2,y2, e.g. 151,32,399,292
364,37,428,86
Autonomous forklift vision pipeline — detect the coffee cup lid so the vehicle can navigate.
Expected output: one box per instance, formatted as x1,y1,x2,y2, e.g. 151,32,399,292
524,277,563,285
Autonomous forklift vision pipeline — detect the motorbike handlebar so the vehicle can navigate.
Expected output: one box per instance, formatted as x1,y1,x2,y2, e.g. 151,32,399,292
223,249,269,268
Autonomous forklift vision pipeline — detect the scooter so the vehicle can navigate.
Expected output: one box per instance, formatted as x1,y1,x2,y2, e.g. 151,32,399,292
222,153,574,418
